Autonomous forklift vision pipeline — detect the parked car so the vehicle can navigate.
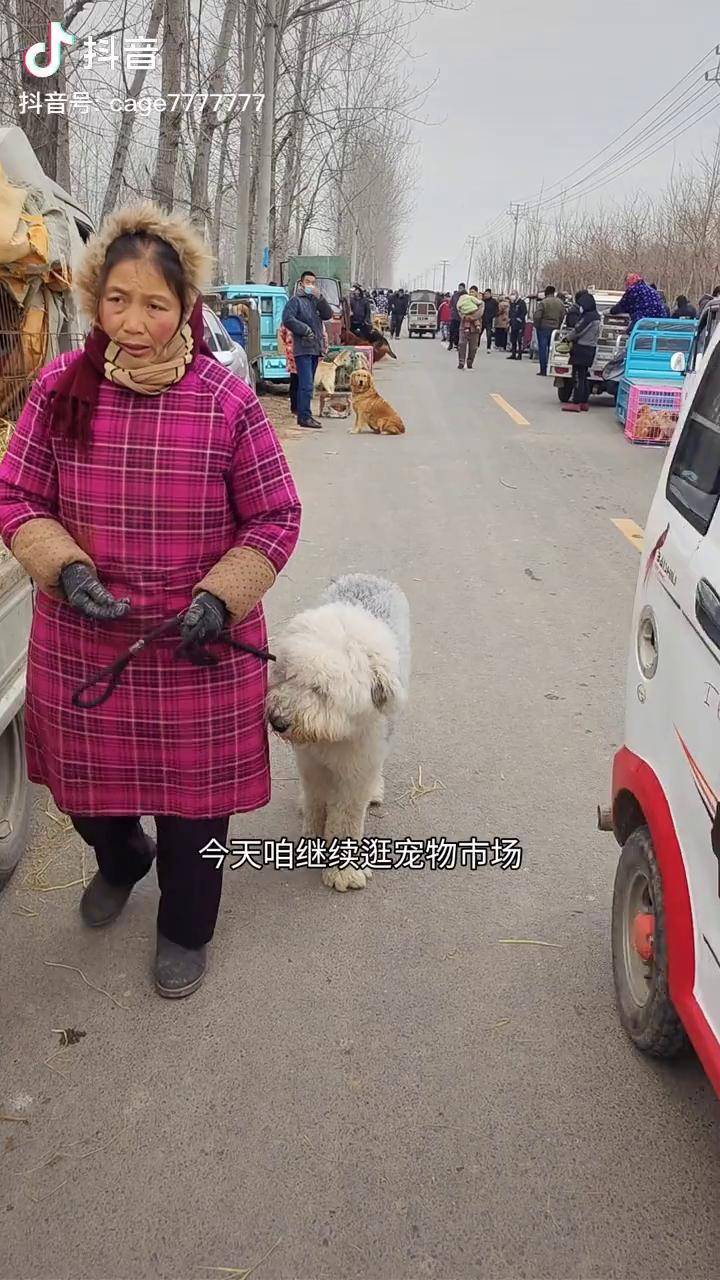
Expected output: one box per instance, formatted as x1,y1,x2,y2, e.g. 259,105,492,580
202,305,253,386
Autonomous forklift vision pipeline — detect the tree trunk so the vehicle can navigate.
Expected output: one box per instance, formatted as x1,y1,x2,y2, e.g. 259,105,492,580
233,0,256,279
101,0,164,219
274,10,313,275
55,58,71,192
189,0,237,232
152,0,186,210
212,119,232,270
247,150,258,277
252,0,277,281
16,0,63,180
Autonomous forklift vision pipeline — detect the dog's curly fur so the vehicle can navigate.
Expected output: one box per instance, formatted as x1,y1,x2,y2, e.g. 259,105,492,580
266,574,410,891
74,200,215,320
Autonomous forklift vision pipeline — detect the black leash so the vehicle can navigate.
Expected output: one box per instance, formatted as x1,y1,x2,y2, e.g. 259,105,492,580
71,609,276,709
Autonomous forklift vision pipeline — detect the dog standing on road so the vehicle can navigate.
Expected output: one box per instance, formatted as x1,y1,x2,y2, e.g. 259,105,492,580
266,574,411,892
349,369,405,436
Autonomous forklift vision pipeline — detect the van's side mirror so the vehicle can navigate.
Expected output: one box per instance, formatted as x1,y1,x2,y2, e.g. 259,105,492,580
670,351,687,373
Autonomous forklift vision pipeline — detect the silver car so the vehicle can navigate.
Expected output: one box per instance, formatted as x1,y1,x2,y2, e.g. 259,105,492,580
202,305,254,387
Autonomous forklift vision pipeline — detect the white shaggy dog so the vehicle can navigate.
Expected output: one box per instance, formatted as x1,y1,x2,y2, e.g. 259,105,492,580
266,574,410,892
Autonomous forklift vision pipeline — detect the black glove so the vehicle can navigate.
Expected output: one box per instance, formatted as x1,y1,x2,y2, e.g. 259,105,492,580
180,591,227,648
60,562,130,621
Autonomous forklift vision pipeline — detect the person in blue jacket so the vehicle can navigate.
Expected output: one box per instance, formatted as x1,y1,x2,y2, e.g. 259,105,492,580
610,274,668,330
281,270,332,429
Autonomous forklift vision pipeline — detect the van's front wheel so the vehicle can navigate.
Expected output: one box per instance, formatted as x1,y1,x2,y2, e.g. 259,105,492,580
611,825,687,1057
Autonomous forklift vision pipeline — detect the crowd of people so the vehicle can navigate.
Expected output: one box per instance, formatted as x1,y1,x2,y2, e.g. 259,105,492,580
428,274,719,407
324,274,719,413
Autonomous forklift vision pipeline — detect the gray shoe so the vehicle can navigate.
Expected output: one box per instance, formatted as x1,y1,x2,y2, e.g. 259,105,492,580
154,931,207,999
80,871,135,927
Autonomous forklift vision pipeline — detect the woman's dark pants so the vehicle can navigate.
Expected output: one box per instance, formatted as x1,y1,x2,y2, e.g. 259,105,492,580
289,373,298,414
571,346,595,405
510,324,523,358
71,815,231,948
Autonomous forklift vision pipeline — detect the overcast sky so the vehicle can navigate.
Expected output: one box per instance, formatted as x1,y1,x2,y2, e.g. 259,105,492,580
395,0,720,286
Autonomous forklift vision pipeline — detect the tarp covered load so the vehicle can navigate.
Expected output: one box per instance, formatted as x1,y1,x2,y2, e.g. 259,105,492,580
0,158,80,424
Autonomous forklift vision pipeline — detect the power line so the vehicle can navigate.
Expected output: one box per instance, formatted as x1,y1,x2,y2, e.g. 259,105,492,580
536,90,720,216
529,80,717,213
521,43,719,205
460,54,720,265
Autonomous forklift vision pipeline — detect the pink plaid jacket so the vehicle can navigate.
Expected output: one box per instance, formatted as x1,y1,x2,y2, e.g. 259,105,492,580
0,352,301,818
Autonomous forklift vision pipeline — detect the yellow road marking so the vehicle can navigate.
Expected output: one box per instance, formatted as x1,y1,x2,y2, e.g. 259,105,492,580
490,393,530,426
612,518,645,552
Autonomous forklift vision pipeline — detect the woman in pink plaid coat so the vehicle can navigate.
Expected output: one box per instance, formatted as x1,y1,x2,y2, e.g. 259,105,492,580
0,203,301,997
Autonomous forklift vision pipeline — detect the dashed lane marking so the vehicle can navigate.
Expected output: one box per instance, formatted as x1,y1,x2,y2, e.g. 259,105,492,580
490,393,530,427
612,518,645,552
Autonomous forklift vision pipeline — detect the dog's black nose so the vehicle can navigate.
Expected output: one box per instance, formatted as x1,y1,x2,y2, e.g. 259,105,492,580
269,714,290,733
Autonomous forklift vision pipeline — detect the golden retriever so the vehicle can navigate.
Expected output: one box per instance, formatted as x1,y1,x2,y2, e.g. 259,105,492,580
349,370,405,435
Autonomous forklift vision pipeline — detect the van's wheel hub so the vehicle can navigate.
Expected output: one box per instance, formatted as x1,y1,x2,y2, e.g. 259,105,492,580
623,869,656,1002
632,911,655,965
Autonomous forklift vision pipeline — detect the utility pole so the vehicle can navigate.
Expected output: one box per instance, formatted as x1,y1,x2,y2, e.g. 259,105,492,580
466,236,476,287
253,0,277,282
439,259,449,292
705,44,720,82
506,202,524,294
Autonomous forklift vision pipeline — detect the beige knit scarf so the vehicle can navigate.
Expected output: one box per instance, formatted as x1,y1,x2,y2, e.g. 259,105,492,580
102,310,196,395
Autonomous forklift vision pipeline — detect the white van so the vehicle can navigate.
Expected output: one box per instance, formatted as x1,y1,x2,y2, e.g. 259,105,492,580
603,298,720,1096
407,289,437,339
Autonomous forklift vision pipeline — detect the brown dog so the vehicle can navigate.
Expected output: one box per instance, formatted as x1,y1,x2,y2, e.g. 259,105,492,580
340,327,397,362
349,370,405,435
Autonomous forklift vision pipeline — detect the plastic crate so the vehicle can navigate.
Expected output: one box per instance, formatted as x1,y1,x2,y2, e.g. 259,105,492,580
617,377,682,445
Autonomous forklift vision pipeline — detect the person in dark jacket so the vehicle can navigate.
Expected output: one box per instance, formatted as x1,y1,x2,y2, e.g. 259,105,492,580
480,289,499,351
448,283,465,350
281,270,332,429
507,292,527,360
562,290,601,412
389,289,408,338
350,285,373,339
672,294,698,319
533,285,566,375
564,291,582,330
609,274,668,330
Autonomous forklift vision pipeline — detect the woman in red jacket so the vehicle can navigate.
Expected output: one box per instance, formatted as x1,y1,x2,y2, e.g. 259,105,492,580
438,294,452,343
0,202,301,998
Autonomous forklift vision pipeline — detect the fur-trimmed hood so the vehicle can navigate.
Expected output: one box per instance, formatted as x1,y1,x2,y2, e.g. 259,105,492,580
74,200,214,319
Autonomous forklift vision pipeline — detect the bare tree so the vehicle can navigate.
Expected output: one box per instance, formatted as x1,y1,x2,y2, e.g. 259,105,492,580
102,0,165,218
233,0,257,277
189,0,238,229
153,0,186,208
251,0,277,279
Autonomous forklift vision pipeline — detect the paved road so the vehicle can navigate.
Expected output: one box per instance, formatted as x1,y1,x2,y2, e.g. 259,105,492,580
2,336,719,1280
